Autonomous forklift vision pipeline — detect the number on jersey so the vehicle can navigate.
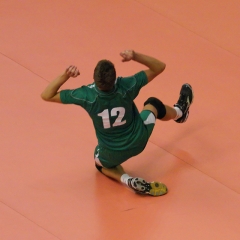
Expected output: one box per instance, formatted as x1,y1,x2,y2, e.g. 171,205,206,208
97,107,126,129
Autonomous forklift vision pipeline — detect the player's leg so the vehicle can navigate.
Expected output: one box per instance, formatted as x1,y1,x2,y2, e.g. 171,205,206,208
96,163,168,196
143,102,177,121
143,83,194,123
95,153,167,196
96,163,125,181
94,148,128,182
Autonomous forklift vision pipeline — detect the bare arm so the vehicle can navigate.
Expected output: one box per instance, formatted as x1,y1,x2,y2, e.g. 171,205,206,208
41,65,80,103
120,50,166,83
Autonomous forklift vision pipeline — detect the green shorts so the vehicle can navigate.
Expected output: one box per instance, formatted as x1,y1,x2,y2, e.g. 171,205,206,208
94,110,156,168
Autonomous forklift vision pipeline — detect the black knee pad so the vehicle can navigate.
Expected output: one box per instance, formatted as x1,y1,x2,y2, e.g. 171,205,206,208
144,97,166,119
95,163,103,173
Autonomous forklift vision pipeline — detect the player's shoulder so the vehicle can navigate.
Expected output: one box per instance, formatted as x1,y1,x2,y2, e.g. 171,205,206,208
76,83,97,94
116,71,148,88
70,83,97,99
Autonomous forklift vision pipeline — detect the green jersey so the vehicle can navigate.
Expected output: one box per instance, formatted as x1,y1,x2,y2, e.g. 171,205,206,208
60,71,148,151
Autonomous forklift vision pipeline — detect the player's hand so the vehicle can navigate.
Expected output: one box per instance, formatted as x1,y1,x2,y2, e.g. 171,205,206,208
120,50,135,62
65,65,80,78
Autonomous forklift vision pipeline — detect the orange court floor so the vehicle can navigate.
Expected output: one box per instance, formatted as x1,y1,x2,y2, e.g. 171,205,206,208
1,1,240,240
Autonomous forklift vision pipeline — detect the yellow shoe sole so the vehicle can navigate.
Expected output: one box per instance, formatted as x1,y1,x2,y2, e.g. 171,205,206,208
149,182,168,196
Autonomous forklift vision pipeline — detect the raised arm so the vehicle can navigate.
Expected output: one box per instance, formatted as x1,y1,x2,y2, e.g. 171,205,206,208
120,50,166,83
41,65,80,103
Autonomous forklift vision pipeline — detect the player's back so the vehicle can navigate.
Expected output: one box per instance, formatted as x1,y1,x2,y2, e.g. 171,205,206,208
60,71,149,151
88,72,149,151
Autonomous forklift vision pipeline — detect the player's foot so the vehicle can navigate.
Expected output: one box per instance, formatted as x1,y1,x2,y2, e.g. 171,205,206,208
128,177,168,196
174,83,194,123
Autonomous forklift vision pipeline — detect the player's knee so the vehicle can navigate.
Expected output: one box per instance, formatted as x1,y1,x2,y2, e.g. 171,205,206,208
144,97,166,119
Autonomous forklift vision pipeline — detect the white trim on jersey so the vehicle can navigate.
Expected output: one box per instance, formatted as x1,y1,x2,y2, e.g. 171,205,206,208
95,157,103,166
95,148,103,166
143,112,156,125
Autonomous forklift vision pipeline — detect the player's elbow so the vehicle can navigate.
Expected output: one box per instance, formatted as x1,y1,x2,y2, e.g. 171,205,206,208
41,93,50,101
158,62,166,74
153,62,166,77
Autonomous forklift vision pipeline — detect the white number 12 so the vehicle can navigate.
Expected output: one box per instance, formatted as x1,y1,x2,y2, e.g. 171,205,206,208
97,107,126,129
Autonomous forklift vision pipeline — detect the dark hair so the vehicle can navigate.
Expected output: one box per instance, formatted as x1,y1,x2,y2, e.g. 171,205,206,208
93,60,116,91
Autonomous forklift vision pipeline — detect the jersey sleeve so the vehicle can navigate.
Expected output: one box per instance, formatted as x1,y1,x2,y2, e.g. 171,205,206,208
60,88,84,106
117,71,148,99
60,86,96,113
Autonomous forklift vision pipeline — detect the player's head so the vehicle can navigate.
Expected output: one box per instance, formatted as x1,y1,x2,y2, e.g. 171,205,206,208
94,60,116,91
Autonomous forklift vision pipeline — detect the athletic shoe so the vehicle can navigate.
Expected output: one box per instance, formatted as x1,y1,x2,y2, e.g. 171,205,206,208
128,177,168,196
174,83,194,123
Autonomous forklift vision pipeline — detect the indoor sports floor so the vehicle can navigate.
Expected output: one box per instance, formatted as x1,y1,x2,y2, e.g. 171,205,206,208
1,1,240,239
